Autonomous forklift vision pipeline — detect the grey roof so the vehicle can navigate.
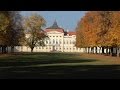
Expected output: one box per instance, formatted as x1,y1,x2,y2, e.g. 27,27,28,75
47,20,61,29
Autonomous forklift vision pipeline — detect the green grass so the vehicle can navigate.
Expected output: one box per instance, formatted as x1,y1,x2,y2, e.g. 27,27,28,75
0,52,120,79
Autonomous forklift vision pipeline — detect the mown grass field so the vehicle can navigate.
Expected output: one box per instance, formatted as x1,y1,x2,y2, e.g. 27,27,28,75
0,52,120,79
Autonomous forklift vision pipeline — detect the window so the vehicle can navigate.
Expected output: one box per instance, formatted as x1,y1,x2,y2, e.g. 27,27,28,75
60,36,62,37
53,39,55,44
53,36,55,37
39,47,41,49
46,41,48,44
73,41,75,44
59,40,61,44
60,48,61,49
49,41,51,44
36,47,38,49
46,48,48,49
56,41,58,44
56,36,58,37
67,41,68,44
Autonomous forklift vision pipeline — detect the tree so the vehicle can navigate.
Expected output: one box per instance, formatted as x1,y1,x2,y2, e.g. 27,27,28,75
0,11,25,53
6,11,25,53
76,11,114,55
0,11,10,53
24,13,48,52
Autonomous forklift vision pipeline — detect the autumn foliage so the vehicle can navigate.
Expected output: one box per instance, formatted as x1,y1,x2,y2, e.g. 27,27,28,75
76,11,120,56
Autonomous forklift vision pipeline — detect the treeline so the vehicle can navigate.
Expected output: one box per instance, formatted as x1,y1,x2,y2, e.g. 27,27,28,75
0,11,25,54
0,11,47,54
76,11,120,57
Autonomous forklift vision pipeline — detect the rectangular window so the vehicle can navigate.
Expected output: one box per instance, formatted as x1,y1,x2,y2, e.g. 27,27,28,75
46,41,48,44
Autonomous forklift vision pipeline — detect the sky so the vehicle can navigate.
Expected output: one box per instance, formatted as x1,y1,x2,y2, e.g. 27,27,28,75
21,11,86,31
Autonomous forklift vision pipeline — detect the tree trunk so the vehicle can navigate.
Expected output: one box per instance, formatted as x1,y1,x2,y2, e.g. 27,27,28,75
2,45,7,54
31,47,34,52
11,46,14,53
91,47,93,54
106,47,108,56
6,47,8,53
95,47,97,54
110,47,117,56
102,46,105,55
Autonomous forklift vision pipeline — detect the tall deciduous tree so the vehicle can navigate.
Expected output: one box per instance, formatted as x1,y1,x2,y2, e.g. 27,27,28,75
76,11,115,55
0,11,25,53
24,13,47,52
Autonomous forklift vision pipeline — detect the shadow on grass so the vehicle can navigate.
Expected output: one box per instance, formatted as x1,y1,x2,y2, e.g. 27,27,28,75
0,52,96,67
1,65,120,79
1,52,120,79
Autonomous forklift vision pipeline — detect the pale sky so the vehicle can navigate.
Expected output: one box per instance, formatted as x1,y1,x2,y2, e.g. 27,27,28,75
21,11,86,31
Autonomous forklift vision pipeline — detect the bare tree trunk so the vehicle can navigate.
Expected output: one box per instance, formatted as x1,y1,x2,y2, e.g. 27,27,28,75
95,47,97,54
102,46,105,55
31,47,34,52
2,45,7,54
11,46,14,53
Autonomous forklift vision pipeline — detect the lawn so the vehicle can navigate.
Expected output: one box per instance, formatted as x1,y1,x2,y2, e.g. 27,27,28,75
0,52,120,79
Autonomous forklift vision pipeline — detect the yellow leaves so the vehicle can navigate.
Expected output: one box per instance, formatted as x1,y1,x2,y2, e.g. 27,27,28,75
24,14,46,31
0,13,10,32
23,13,47,50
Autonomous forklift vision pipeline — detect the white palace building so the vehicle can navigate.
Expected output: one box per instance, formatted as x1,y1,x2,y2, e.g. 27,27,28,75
2,21,116,53
13,21,84,53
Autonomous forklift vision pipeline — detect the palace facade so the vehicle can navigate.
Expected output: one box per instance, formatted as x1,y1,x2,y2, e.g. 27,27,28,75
11,21,84,52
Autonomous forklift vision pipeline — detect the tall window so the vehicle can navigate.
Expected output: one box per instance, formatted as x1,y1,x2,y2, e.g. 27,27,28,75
49,41,51,44
46,40,48,44
56,40,58,44
67,41,68,44
53,39,55,44
59,40,61,44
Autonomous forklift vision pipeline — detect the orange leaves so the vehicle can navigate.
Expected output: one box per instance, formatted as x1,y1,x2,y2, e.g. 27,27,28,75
76,11,120,48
